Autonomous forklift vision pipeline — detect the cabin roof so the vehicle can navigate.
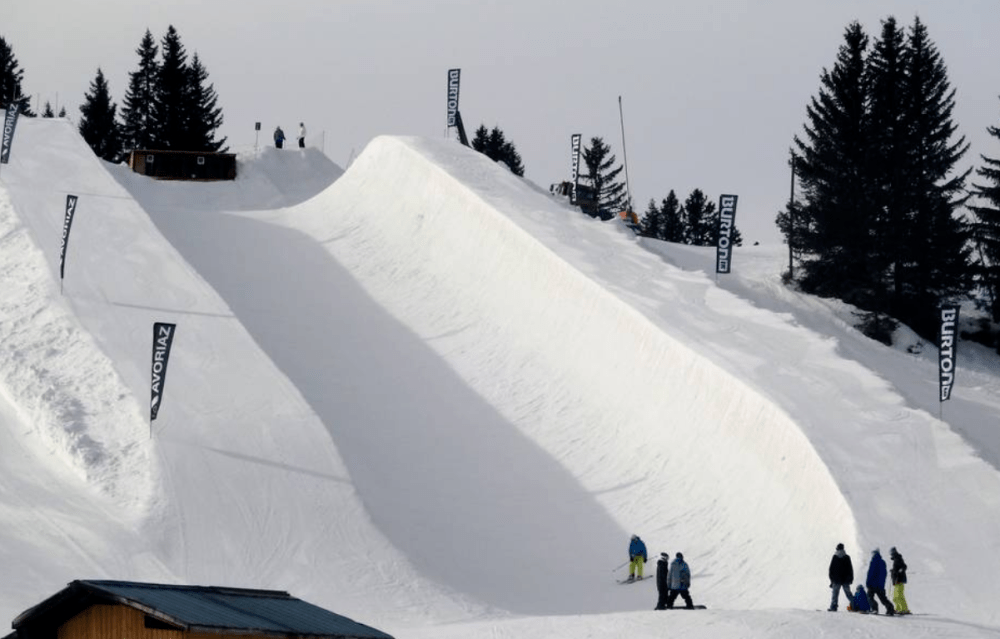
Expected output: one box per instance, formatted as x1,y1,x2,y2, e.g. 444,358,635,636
10,581,393,639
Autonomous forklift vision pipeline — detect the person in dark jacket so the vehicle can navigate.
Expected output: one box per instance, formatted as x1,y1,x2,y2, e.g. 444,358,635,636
889,546,910,614
654,552,671,610
665,552,694,609
828,542,854,611
273,126,285,149
627,534,648,581
865,548,895,615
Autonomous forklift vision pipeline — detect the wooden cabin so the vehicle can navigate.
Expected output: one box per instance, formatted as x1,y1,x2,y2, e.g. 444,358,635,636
128,150,237,181
5,580,393,639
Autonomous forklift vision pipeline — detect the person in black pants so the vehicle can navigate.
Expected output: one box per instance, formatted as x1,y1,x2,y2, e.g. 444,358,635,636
666,552,694,609
654,553,671,610
865,548,895,616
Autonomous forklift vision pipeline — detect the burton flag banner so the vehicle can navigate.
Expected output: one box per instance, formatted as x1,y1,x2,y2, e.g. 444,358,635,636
446,68,461,128
716,194,739,274
59,195,79,280
570,134,582,205
939,305,959,401
151,322,177,421
1,103,21,164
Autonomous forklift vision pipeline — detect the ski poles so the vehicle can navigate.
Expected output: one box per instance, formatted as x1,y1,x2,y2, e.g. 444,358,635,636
612,560,629,573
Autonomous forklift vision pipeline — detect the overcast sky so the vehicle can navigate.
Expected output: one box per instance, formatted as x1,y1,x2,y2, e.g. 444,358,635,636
5,0,1000,243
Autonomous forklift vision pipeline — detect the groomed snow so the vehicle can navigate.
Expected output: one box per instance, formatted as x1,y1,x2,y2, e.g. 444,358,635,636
2,118,1000,638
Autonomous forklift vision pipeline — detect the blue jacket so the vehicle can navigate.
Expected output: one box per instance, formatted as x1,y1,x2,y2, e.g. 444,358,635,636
629,537,647,561
668,558,691,590
866,551,887,589
852,586,871,612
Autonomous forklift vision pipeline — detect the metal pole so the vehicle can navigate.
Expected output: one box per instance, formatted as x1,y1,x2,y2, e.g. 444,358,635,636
618,95,633,213
788,151,796,279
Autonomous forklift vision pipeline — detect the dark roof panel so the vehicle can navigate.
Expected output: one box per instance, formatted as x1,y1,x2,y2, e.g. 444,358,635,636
14,581,393,639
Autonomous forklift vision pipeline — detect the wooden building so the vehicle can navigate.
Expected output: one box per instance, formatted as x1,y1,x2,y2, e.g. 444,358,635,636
5,580,393,639
128,150,237,181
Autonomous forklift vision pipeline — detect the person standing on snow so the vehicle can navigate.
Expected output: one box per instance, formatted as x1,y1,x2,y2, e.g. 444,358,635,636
889,547,910,615
828,542,854,611
865,548,895,615
654,552,671,610
665,552,694,609
297,122,306,148
274,126,285,149
627,534,647,582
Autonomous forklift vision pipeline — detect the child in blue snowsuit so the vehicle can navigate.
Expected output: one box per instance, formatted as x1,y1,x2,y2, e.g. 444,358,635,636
852,585,871,613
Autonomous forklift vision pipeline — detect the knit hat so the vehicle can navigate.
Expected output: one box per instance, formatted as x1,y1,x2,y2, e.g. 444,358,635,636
676,552,684,560
836,543,844,550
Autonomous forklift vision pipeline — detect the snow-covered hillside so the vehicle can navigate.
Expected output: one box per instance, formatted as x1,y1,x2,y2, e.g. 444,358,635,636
2,118,1000,639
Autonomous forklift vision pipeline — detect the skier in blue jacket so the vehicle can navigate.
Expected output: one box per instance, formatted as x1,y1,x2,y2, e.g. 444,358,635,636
627,534,647,581
865,548,895,615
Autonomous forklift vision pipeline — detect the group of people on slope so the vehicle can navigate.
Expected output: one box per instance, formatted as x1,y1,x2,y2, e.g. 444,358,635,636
829,543,910,615
273,123,306,149
627,535,696,610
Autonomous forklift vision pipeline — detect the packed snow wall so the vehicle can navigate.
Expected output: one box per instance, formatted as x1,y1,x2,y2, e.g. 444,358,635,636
281,136,859,611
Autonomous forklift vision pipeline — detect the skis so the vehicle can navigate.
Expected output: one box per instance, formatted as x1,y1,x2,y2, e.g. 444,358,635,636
616,575,648,585
660,605,707,610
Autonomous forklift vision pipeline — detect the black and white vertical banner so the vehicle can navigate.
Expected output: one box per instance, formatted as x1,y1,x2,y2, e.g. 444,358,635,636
151,322,178,424
570,134,582,205
716,194,739,274
446,68,461,128
1,103,21,164
939,305,959,402
59,195,79,282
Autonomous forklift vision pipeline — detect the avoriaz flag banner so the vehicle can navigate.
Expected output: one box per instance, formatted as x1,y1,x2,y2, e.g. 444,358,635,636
570,134,582,205
939,305,959,401
446,68,461,128
1,103,21,164
151,322,178,421
59,195,79,280
716,194,739,274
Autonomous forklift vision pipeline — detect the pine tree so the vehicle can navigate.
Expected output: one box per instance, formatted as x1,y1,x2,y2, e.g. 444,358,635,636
639,199,664,239
682,189,718,245
58,106,66,117
0,36,34,115
890,16,971,338
471,124,524,176
790,22,874,304
42,101,54,118
151,25,190,149
183,52,227,152
970,98,1000,324
78,68,124,163
660,190,685,243
120,29,160,151
579,137,626,220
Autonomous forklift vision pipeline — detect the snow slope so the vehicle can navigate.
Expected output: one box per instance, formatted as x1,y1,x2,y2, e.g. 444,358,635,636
2,118,1000,638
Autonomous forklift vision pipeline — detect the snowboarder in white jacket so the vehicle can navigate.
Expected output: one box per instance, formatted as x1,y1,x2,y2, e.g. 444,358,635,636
666,552,694,609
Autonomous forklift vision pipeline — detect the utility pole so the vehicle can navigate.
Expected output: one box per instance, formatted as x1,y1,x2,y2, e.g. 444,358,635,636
788,150,796,279
618,95,632,214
